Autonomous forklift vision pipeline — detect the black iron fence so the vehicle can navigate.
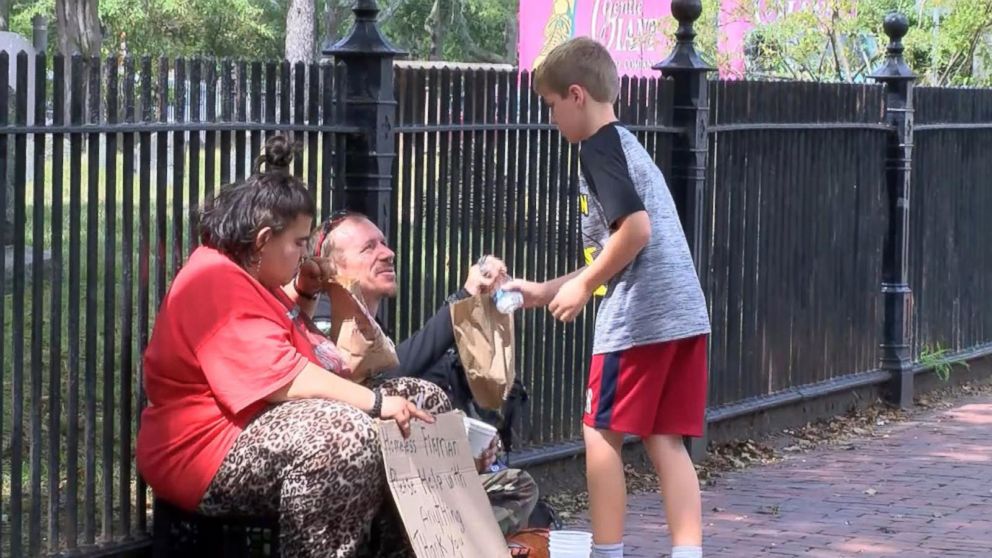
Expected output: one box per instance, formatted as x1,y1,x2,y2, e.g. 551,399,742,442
0,52,350,556
1,3,991,557
910,87,992,357
388,67,676,447
702,80,889,407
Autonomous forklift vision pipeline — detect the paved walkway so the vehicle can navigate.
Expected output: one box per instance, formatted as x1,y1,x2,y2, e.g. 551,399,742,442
573,396,992,557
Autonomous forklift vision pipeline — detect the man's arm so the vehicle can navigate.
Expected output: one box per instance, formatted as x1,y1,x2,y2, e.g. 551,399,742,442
388,260,503,378
389,297,461,378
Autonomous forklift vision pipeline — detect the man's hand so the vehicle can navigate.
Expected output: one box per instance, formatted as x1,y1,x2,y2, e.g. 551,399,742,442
548,275,592,322
474,436,501,473
296,256,335,296
464,255,507,296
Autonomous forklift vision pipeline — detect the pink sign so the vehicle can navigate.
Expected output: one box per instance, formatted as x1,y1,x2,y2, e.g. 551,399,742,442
518,0,818,79
519,0,674,78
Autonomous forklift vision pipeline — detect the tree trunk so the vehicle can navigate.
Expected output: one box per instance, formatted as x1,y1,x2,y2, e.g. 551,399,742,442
427,0,445,60
54,0,101,159
1,0,9,237
55,0,102,57
323,0,353,48
505,6,519,65
452,1,506,64
322,0,335,47
1,0,9,236
286,0,316,63
0,0,10,32
828,9,851,81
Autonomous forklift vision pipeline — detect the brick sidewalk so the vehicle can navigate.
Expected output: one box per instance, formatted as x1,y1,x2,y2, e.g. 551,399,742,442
572,396,992,557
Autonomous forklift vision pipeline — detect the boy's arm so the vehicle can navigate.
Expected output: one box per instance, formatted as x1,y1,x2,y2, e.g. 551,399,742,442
502,268,584,309
549,211,651,322
575,211,651,294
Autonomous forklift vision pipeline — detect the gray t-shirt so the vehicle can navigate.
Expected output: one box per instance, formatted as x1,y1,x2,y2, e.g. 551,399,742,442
579,122,710,355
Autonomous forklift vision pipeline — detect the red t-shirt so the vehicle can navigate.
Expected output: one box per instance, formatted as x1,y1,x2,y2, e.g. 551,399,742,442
136,246,317,511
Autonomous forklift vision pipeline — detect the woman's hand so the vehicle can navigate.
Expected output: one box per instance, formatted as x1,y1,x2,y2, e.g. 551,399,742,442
295,256,335,297
380,396,435,438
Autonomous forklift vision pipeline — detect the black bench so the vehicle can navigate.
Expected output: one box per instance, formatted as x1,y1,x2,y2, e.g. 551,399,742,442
152,498,280,557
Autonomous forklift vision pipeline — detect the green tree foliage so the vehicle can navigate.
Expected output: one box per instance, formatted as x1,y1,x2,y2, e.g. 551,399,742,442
10,0,519,63
10,0,284,58
741,0,992,85
7,0,991,87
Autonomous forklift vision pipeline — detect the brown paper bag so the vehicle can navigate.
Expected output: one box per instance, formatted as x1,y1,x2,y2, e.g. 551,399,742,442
450,294,515,410
323,279,399,383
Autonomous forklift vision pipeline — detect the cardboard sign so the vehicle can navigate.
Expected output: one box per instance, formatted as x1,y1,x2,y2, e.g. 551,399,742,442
379,412,509,558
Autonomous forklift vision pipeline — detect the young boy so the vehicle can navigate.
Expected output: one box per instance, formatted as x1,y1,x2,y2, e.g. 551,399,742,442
505,37,711,558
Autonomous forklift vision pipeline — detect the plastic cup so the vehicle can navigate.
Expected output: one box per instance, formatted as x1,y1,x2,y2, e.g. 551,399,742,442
549,545,591,558
549,531,592,558
550,531,593,543
548,544,592,555
462,417,498,458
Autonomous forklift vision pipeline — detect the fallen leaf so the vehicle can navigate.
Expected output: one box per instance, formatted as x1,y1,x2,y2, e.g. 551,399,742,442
757,505,780,516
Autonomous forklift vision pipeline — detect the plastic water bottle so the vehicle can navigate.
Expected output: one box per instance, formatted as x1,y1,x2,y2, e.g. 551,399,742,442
493,284,524,314
478,256,523,314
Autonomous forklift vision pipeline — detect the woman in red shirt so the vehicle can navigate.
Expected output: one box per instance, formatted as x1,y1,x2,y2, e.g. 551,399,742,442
137,135,446,557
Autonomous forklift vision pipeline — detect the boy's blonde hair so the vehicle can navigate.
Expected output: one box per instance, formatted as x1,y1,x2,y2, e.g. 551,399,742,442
533,37,619,103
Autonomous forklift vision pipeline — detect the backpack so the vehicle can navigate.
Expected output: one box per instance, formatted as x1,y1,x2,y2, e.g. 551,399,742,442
507,528,550,558
527,499,563,531
427,347,530,453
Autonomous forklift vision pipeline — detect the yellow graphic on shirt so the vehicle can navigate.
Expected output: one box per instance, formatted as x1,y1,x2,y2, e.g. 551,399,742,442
533,0,576,69
579,194,589,216
583,246,608,297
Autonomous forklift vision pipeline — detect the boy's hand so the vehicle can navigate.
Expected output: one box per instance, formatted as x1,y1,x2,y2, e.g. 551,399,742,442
501,278,554,309
549,276,591,322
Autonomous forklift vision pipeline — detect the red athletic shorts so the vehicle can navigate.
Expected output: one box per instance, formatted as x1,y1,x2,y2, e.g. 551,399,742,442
583,334,708,437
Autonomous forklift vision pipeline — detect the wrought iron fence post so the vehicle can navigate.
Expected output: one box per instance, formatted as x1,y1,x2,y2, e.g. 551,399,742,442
324,0,403,330
655,0,713,462
323,0,402,235
871,13,916,409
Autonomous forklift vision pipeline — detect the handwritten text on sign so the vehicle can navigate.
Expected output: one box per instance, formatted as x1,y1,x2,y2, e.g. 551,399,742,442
379,412,509,558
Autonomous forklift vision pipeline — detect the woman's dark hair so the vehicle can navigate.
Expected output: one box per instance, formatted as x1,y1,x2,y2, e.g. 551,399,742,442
198,135,316,268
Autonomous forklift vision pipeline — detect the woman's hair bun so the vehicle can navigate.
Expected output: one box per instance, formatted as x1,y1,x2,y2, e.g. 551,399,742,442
255,134,297,174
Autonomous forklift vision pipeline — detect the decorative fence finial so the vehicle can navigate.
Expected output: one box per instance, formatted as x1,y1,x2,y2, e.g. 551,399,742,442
654,0,713,73
672,0,703,43
324,0,405,58
871,12,914,81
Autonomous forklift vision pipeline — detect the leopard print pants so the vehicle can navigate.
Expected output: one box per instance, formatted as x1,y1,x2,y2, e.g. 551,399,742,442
198,377,452,558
